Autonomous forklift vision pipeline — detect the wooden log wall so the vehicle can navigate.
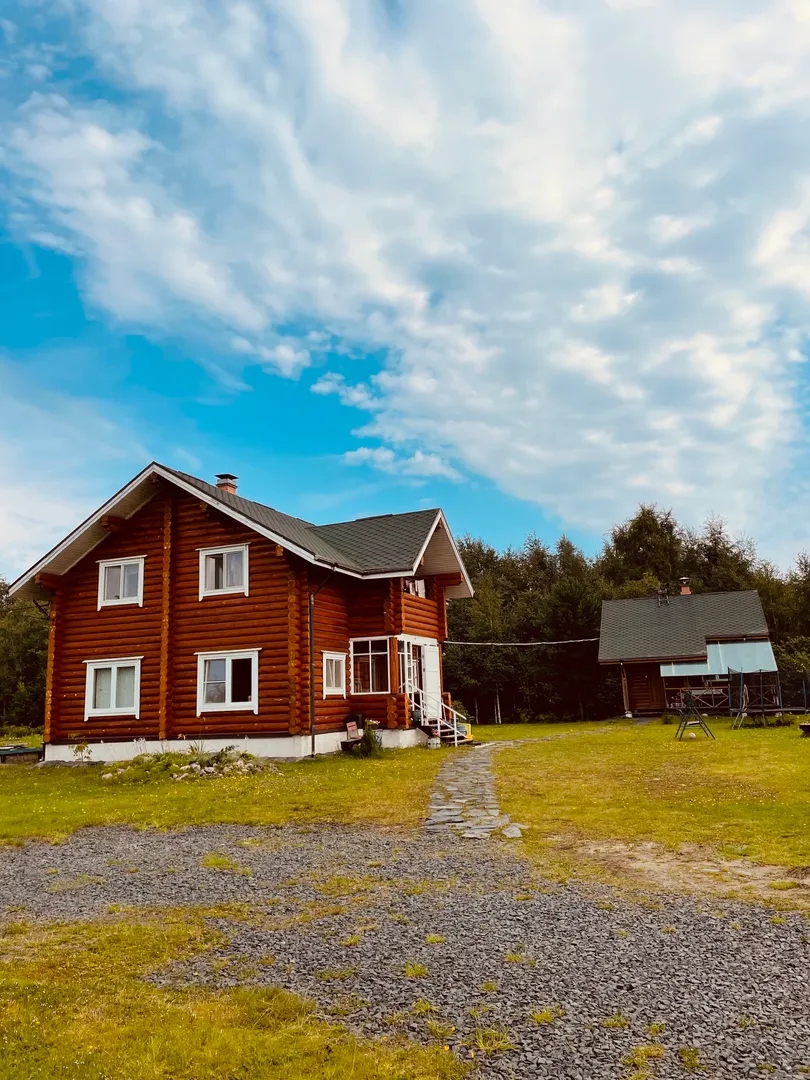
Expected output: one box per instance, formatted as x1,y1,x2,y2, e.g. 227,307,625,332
43,588,59,744
158,493,173,740
346,580,390,638
169,494,291,738
52,493,165,743
311,572,351,734
400,592,444,639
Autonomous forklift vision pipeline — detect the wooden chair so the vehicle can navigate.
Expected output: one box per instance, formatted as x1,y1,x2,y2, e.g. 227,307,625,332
340,719,364,754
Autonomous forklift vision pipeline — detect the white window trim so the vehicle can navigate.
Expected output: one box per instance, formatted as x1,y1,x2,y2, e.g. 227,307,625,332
323,652,347,698
349,636,391,695
97,556,146,610
195,648,260,715
83,657,143,721
198,544,250,601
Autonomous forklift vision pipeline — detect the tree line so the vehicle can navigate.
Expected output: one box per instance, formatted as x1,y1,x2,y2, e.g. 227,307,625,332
443,506,810,723
3,504,810,731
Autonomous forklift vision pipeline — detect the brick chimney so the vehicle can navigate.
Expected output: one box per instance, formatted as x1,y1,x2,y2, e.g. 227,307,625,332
679,577,691,596
215,473,238,495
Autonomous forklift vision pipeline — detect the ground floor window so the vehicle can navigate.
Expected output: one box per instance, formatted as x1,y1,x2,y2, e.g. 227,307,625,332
351,638,390,694
196,649,260,714
84,657,142,720
323,652,347,697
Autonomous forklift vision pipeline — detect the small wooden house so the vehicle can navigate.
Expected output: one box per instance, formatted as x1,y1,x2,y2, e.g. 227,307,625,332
599,584,779,716
9,463,473,762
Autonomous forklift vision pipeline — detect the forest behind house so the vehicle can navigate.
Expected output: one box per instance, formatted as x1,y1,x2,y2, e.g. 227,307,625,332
3,505,810,732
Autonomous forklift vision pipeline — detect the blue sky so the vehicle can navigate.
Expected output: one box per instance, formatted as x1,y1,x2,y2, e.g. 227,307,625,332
3,0,810,580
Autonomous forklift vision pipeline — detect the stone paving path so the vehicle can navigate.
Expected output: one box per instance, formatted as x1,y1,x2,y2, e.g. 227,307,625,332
425,729,608,840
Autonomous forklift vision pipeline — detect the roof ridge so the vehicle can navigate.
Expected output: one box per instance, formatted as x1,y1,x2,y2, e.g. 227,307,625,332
163,466,316,528
157,465,445,577
604,588,760,603
315,507,439,529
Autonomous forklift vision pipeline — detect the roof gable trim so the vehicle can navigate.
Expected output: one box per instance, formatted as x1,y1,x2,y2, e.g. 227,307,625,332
415,510,474,598
9,463,471,597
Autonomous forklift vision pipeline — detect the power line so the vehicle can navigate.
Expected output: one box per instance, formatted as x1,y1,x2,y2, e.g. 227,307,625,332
444,637,600,647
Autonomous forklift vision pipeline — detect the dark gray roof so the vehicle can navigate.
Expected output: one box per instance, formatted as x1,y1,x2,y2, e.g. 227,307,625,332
599,591,770,663
164,467,439,576
314,510,439,573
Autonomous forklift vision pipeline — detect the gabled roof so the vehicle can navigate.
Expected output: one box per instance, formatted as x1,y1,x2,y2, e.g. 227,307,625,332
598,590,769,663
9,462,473,601
314,510,442,574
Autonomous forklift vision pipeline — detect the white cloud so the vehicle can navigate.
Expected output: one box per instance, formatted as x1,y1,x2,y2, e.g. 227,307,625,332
0,363,150,577
344,447,461,482
5,0,810,558
311,373,376,408
5,95,264,332
231,336,311,377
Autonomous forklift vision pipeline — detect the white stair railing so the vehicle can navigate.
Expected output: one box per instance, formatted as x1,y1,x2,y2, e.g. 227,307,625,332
408,688,467,747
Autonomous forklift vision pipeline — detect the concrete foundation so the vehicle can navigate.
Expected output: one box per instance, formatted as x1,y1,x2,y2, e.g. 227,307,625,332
42,726,428,764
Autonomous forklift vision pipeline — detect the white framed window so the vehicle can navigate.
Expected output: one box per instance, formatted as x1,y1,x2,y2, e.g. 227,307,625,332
350,638,390,695
198,544,249,600
97,557,145,609
84,657,142,720
196,649,260,714
323,652,347,698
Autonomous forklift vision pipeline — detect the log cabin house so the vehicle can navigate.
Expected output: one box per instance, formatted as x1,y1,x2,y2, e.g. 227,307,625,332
599,582,779,717
9,463,473,762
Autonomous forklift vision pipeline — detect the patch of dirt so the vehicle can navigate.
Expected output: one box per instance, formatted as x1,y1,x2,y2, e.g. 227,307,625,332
568,837,810,906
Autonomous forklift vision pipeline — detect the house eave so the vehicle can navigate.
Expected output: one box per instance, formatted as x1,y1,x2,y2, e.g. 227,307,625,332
599,654,708,666
9,463,474,600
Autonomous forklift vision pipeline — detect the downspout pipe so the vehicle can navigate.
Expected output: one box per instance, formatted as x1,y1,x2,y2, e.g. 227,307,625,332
309,566,338,757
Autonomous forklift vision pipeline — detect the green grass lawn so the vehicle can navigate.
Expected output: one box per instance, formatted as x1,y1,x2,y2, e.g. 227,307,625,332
0,731,42,749
0,747,446,843
470,721,610,742
495,718,810,872
0,912,465,1080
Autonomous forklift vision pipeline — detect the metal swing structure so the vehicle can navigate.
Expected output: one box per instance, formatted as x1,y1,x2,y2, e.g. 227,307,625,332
729,667,783,728
675,690,716,740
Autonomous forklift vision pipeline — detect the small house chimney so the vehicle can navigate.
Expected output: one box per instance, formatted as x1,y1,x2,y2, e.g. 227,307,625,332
215,473,238,496
679,577,691,596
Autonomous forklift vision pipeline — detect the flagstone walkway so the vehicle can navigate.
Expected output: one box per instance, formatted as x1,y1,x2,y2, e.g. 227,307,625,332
425,728,609,840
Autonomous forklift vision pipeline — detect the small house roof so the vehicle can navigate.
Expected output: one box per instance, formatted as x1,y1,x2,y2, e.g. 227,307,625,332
9,462,473,601
598,590,769,664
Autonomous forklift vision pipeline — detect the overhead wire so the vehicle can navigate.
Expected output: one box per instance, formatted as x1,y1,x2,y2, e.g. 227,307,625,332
444,637,600,646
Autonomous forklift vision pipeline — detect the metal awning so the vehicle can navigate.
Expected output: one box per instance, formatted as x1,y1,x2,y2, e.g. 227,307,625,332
660,640,778,678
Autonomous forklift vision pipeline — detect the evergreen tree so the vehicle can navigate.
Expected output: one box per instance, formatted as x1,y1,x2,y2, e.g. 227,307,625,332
0,579,48,732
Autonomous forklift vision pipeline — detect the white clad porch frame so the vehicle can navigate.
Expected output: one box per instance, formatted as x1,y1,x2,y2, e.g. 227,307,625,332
398,634,443,718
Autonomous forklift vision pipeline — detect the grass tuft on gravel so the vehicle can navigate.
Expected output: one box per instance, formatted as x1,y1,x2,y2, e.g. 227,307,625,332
0,747,445,843
0,912,466,1080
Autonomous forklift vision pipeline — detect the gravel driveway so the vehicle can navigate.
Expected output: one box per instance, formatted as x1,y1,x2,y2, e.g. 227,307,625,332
2,824,809,1079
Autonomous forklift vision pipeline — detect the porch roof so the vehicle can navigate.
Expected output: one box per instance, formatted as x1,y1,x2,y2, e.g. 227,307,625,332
659,640,778,677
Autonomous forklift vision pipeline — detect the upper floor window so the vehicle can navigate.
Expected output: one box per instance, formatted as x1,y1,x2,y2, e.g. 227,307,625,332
97,557,145,609
84,657,142,720
196,649,259,714
323,652,347,697
351,638,390,694
198,544,249,600
403,578,428,598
